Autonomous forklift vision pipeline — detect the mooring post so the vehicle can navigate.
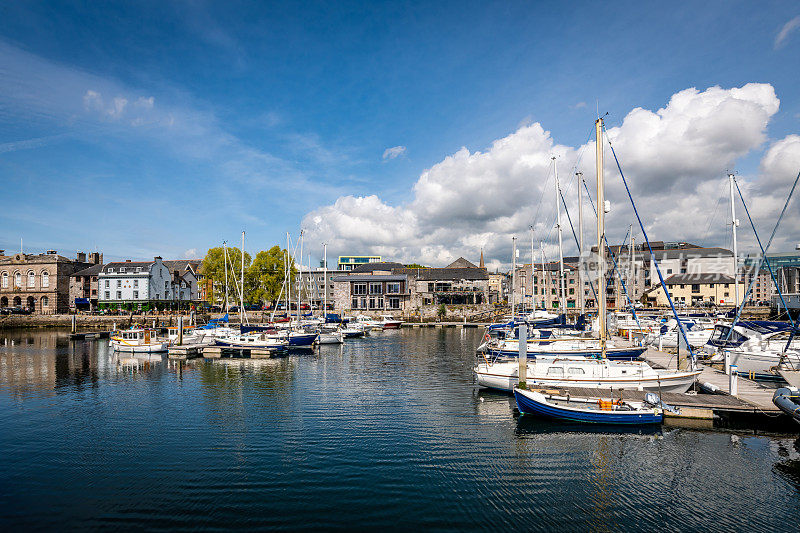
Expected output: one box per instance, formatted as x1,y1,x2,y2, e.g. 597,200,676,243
729,364,738,396
724,350,731,375
518,323,527,390
112,321,116,332
178,315,184,345
71,314,76,334
658,336,663,352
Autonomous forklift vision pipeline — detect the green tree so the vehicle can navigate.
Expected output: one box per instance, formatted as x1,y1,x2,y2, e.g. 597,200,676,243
200,247,252,305
249,246,296,307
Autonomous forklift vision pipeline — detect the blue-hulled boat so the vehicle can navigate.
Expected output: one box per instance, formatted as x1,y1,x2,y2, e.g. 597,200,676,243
486,345,646,361
287,331,318,349
513,388,664,425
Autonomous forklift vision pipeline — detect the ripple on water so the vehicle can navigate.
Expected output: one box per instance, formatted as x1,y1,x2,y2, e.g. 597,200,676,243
1,329,799,530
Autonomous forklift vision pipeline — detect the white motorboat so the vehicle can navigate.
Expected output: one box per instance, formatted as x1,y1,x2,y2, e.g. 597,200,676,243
706,321,800,377
214,332,288,351
379,315,402,329
474,356,700,393
644,318,715,349
110,329,168,353
318,326,344,344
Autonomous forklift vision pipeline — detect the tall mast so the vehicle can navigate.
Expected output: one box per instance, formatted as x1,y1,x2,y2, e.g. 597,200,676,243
223,240,229,314
298,229,304,326
729,173,739,308
530,225,535,312
286,232,291,319
596,118,607,357
241,231,246,324
630,234,635,304
511,236,517,318
577,172,584,314
323,243,327,321
554,157,566,311
540,241,546,310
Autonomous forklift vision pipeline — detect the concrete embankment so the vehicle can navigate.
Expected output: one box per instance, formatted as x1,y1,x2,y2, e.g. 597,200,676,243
0,314,200,330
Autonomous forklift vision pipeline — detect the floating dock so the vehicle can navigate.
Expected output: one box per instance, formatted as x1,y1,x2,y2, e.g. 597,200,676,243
168,343,275,360
69,331,111,340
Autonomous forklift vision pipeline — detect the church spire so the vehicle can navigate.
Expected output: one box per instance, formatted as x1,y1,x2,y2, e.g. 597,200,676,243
479,248,485,269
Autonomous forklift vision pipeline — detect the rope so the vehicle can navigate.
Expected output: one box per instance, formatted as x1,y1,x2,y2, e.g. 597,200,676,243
602,123,697,367
732,177,795,329
558,187,600,307
723,168,800,345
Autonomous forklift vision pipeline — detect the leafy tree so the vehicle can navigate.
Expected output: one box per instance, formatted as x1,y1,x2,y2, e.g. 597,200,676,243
249,246,296,307
200,247,252,305
405,263,429,269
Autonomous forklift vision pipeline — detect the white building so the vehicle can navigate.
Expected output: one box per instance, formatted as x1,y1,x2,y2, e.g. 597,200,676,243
98,256,197,310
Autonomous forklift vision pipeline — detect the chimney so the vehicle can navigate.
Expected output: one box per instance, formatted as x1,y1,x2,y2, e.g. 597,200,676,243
126,259,132,262
0,250,4,256
88,252,102,265
46,250,57,255
76,252,87,262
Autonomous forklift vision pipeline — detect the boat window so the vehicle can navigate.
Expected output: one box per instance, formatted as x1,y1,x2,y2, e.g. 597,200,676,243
547,367,564,376
567,367,584,374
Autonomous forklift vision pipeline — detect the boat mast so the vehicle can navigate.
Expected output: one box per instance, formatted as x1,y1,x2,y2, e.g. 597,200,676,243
323,243,327,322
223,240,229,315
298,229,304,327
554,157,566,311
241,230,246,325
630,234,635,305
530,225,535,313
511,236,517,318
729,173,739,308
577,172,584,315
540,241,546,310
596,118,607,357
286,232,291,320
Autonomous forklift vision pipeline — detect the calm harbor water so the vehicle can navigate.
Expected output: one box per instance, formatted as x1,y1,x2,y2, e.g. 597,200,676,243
1,328,799,531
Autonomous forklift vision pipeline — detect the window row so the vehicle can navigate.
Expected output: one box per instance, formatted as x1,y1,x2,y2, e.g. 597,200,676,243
1,270,50,289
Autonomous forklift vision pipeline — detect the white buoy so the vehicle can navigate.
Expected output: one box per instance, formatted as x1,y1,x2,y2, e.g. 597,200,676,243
729,364,738,396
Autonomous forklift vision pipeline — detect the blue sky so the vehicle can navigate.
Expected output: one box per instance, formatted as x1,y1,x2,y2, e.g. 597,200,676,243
1,1,799,267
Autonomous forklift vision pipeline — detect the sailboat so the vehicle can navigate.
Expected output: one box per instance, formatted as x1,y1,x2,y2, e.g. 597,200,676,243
477,117,700,393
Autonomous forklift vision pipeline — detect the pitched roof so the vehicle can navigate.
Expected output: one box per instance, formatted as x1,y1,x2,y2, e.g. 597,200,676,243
663,273,735,285
163,259,202,273
652,247,733,260
72,264,104,277
332,274,407,282
445,257,479,269
101,261,154,274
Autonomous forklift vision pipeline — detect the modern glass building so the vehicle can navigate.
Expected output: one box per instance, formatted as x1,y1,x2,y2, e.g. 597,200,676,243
337,256,382,271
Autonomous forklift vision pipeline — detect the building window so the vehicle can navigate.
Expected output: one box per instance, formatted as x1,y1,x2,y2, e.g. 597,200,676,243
28,271,35,287
134,280,138,288
117,280,121,288
386,282,401,294
41,271,49,288
724,283,729,288
1,272,7,288
370,283,382,295
667,269,673,274
679,284,685,289
353,283,367,295
388,297,400,309
133,291,139,299
691,284,700,293
165,281,169,291
41,296,48,309
352,297,359,309
105,280,110,288
116,291,122,299
709,283,714,288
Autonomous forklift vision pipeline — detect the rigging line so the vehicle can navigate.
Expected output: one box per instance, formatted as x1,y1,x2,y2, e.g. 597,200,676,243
602,123,696,364
701,184,726,243
724,168,800,347
529,158,555,233
732,176,796,329
558,187,599,306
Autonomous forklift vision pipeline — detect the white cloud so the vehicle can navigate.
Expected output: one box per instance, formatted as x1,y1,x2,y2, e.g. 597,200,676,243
184,248,198,258
303,83,795,268
775,15,800,49
382,145,406,160
572,101,587,109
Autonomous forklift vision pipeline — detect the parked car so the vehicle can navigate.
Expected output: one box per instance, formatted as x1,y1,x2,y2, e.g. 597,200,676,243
10,306,31,315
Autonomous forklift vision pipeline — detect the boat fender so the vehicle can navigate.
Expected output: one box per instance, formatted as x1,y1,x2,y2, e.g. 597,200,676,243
700,382,720,394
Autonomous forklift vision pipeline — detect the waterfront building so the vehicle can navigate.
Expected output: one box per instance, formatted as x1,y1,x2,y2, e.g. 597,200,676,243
337,255,382,271
646,273,740,306
69,262,104,312
332,257,490,316
487,272,505,305
295,267,337,309
97,256,197,311
0,250,100,314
